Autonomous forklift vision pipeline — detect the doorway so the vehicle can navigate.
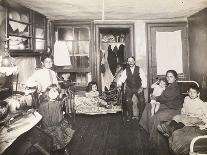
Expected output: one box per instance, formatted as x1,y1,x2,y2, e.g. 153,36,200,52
95,24,134,91
147,23,189,89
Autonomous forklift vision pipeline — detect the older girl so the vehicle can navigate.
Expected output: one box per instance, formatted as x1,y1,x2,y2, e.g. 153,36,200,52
38,84,74,154
25,55,59,92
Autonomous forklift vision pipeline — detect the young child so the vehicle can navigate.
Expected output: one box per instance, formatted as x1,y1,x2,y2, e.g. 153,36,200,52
157,84,207,137
85,81,110,108
150,78,167,116
85,81,99,98
38,84,74,154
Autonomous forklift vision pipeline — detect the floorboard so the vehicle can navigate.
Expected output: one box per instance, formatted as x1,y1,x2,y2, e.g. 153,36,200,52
68,113,153,155
2,112,155,155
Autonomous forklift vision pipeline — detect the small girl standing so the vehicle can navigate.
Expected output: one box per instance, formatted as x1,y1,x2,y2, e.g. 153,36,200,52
150,78,167,116
38,84,74,154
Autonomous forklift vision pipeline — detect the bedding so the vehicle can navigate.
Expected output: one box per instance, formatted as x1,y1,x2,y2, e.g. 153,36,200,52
169,126,207,155
74,94,122,115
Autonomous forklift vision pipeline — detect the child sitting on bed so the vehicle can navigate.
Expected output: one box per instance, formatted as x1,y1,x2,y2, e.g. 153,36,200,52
85,81,99,98
85,81,110,108
150,78,167,116
157,84,207,137
38,84,74,154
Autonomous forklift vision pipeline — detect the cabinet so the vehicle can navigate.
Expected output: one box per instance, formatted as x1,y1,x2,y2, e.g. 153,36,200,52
55,23,92,88
6,4,47,56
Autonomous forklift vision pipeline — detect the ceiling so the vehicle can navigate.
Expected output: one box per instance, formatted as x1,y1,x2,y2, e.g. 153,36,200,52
7,0,207,20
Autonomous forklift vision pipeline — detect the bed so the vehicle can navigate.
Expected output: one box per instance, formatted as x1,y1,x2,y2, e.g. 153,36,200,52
64,87,123,116
168,80,207,155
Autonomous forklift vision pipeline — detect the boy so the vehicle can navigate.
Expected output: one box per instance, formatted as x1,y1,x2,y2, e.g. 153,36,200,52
157,84,207,137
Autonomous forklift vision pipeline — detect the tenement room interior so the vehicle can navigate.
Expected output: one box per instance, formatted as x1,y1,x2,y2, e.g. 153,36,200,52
1,0,207,155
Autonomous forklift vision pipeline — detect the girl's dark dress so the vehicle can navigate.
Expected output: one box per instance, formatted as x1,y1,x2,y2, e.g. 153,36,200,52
39,100,74,151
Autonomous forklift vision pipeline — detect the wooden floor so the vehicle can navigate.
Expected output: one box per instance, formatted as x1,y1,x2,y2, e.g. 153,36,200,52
3,112,155,155
67,112,154,155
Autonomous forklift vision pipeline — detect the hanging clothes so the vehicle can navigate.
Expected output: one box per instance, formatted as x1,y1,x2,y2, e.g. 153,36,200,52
107,45,117,76
117,44,125,65
54,41,71,66
100,50,114,91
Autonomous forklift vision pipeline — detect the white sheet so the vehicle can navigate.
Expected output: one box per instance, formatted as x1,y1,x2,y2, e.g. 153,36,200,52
54,41,71,66
156,30,183,75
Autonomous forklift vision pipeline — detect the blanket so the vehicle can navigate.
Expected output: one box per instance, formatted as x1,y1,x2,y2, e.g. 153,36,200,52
74,96,121,115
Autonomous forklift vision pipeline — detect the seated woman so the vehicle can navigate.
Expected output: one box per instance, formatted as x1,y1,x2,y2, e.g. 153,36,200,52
139,70,184,154
25,55,59,93
38,84,74,154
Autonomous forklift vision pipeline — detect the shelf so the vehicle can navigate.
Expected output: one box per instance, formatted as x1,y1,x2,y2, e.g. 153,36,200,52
35,37,46,40
8,33,32,38
7,6,47,57
10,51,42,57
8,18,32,25
0,87,9,92
70,54,89,56
56,68,90,73
61,40,90,42
101,42,125,44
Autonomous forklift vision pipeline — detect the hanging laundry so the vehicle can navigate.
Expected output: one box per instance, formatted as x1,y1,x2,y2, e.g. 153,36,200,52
9,21,19,32
18,23,27,33
54,41,71,66
117,44,125,64
113,45,118,57
100,50,114,91
107,45,117,76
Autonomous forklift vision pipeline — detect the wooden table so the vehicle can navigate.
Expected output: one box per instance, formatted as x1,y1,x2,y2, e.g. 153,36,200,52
0,111,42,154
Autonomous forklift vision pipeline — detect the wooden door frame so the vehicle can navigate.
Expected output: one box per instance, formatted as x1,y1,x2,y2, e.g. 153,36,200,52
146,22,189,90
94,23,135,90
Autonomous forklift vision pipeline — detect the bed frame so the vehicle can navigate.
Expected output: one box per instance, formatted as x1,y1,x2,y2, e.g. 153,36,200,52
174,80,207,155
64,87,124,122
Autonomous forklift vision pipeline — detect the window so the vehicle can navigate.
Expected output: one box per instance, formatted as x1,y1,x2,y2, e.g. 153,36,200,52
55,25,91,88
34,12,46,51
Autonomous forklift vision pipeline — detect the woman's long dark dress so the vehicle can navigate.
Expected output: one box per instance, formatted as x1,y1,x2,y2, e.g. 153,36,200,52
39,100,74,151
139,82,183,154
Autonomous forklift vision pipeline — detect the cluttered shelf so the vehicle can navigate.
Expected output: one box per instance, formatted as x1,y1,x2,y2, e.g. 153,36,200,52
6,4,47,56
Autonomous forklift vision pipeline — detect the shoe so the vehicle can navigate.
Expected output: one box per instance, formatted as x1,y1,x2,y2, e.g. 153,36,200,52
157,123,170,138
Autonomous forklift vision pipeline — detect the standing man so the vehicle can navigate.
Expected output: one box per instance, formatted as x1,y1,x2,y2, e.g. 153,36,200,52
117,56,147,121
